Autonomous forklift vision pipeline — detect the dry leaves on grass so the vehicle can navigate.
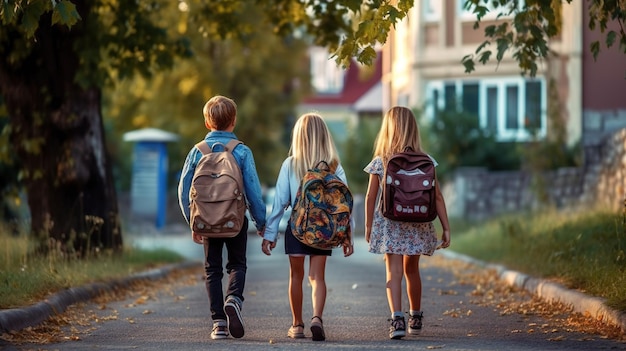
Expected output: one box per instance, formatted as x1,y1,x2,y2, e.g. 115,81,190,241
428,254,625,342
0,266,201,345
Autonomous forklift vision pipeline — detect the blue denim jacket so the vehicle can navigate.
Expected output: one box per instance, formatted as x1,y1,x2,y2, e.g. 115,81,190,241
177,131,266,230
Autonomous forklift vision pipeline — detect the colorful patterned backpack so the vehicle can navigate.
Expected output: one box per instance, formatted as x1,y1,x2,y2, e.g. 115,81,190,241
290,161,353,250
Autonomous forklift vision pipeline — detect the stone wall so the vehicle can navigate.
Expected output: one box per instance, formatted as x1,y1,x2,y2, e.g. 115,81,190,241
445,128,626,221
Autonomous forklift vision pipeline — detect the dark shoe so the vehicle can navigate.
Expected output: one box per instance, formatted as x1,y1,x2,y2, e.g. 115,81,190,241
389,316,406,339
224,296,244,338
211,320,228,340
288,324,305,339
310,316,325,341
408,311,423,335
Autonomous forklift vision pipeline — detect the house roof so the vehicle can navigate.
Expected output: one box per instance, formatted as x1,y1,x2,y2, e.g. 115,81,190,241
354,82,382,112
302,53,382,110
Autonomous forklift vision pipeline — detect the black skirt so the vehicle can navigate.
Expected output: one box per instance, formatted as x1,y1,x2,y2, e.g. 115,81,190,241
284,219,332,256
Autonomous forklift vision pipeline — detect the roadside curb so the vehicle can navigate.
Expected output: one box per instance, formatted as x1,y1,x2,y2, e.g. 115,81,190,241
440,250,626,334
0,261,199,334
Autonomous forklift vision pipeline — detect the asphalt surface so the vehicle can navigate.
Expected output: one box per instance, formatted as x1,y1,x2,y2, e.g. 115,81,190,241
1,231,625,350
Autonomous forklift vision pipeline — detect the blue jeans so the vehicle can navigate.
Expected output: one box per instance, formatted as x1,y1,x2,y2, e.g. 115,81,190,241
203,217,248,321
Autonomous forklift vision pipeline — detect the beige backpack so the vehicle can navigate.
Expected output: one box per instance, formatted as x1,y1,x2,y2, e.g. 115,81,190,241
189,139,246,238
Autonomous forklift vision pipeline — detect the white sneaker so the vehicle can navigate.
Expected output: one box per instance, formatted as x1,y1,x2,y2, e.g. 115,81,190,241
211,320,228,339
224,296,244,338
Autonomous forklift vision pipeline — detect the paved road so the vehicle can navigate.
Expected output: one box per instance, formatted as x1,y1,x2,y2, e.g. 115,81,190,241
2,233,625,350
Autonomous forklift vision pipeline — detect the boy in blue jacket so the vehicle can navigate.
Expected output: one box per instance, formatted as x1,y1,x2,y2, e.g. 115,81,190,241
178,95,266,340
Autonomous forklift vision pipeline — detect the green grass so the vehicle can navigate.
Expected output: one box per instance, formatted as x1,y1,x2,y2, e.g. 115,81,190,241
0,229,185,309
451,208,626,312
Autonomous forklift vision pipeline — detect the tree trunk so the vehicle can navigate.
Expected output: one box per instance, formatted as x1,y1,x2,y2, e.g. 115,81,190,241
0,7,122,255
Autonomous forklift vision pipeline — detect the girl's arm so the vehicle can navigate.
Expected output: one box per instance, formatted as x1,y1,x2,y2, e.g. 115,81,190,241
364,173,379,243
435,181,451,248
263,159,291,243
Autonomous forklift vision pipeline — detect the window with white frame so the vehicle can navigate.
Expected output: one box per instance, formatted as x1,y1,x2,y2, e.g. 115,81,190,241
425,77,546,142
458,0,524,22
309,47,344,94
423,0,442,22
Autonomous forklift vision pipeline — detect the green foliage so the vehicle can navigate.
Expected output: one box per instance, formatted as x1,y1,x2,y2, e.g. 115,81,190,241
1,1,191,87
340,118,381,194
588,0,626,60
519,79,581,203
419,108,521,181
103,1,309,188
262,0,414,67
0,100,23,226
0,1,80,34
462,0,626,77
453,208,626,311
51,0,81,28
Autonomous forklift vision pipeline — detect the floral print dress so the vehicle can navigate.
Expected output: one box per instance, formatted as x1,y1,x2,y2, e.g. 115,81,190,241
364,157,438,256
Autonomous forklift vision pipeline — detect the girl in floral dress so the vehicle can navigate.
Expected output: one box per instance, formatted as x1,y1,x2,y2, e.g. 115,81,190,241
364,106,451,339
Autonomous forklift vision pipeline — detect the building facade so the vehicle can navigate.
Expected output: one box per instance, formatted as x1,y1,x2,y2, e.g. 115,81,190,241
383,1,626,151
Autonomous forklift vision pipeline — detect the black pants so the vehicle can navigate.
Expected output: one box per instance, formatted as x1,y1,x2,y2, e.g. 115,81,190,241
203,217,249,321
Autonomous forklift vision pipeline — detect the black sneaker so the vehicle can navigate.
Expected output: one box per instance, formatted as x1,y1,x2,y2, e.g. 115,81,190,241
224,296,244,338
408,311,423,335
389,316,406,339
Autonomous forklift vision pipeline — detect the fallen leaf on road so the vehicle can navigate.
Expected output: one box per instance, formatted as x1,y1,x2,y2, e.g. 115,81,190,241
426,255,626,342
439,289,458,295
0,266,200,345
134,295,150,305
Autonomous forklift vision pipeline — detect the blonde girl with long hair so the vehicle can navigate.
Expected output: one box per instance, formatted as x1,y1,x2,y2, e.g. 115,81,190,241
262,113,354,341
364,106,451,339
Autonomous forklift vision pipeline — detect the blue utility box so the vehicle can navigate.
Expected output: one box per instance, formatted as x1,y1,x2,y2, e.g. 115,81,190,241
123,128,179,229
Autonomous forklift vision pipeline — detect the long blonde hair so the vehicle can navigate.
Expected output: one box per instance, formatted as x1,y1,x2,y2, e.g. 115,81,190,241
289,113,340,180
373,106,422,165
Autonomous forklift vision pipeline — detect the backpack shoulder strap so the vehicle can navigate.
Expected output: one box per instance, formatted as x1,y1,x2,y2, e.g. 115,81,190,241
329,159,338,173
225,139,243,154
195,141,211,155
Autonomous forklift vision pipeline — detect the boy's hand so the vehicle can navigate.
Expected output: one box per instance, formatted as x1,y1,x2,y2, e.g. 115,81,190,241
261,239,276,256
192,232,204,245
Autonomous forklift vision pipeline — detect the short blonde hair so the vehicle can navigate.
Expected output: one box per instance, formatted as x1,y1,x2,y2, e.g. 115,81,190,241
289,113,340,180
202,95,237,131
373,106,422,165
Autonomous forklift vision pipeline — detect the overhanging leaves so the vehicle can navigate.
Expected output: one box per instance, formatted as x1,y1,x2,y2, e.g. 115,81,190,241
51,0,81,28
463,0,626,77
